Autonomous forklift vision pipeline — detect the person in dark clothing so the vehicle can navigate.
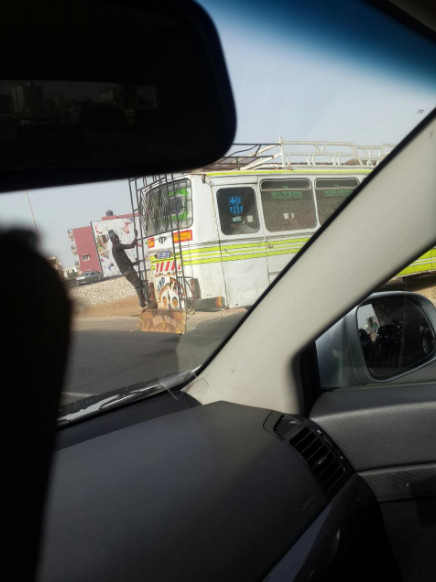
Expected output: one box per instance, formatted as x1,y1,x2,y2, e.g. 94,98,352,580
108,229,146,308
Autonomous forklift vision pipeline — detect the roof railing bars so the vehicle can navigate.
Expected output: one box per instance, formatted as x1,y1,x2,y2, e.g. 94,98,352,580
199,140,396,172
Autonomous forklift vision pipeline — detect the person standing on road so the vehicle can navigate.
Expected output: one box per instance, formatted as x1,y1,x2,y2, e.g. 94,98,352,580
108,229,146,309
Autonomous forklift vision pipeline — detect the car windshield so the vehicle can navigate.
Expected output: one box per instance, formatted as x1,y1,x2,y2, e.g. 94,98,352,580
0,0,435,421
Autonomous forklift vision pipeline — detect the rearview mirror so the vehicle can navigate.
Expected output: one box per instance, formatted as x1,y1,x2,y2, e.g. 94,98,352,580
316,292,436,388
0,0,236,192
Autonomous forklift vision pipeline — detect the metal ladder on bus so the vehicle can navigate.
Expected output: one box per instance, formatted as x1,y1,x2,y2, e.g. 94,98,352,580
129,174,192,313
128,176,152,307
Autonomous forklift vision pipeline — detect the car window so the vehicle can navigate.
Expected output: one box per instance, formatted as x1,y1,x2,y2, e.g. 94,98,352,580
0,0,434,419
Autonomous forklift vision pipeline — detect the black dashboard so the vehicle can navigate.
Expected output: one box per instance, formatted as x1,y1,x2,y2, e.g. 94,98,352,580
37,401,398,581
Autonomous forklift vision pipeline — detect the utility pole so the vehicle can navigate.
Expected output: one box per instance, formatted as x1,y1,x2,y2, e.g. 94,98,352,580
25,190,42,249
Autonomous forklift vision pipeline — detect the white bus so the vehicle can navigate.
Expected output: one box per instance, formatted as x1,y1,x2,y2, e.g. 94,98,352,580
131,141,436,312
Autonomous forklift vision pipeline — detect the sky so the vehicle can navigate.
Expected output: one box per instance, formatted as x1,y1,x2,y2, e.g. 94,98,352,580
0,0,435,269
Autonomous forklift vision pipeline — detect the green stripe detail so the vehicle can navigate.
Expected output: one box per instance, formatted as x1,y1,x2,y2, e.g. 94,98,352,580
417,248,436,260
149,240,436,277
149,238,308,265
399,262,436,276
398,251,436,276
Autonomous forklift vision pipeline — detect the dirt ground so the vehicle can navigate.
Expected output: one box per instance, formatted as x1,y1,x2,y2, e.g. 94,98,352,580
73,273,436,320
74,295,141,318
381,273,436,304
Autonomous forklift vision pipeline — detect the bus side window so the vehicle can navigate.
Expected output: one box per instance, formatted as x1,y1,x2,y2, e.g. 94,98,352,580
216,187,260,235
260,179,316,231
315,178,359,225
141,179,192,237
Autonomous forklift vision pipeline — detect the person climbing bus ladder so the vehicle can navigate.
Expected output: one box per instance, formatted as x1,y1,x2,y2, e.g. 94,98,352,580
108,229,146,309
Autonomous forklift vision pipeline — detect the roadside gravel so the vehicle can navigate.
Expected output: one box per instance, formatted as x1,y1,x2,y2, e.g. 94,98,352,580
70,276,135,313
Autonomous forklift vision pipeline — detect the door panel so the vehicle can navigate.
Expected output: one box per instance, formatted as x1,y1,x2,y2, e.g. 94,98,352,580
260,177,317,284
214,185,269,307
310,383,436,582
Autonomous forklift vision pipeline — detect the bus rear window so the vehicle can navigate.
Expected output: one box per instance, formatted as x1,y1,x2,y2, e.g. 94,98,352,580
217,187,260,235
260,179,316,231
315,178,359,225
141,179,192,237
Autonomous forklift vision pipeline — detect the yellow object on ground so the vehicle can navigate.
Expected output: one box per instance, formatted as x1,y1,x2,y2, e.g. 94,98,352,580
138,309,187,334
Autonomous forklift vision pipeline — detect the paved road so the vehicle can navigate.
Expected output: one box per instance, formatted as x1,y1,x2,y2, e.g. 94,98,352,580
61,307,436,408
61,311,246,406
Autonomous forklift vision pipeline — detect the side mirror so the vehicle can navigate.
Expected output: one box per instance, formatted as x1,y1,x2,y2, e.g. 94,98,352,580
316,292,436,388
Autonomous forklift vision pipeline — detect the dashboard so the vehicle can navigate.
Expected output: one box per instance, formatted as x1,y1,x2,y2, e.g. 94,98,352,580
37,400,400,581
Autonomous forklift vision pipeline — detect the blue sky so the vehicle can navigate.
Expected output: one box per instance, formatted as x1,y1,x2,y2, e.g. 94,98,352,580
0,0,435,268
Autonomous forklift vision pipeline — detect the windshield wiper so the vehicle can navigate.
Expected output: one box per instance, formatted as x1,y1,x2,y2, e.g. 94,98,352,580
57,368,199,426
97,382,160,411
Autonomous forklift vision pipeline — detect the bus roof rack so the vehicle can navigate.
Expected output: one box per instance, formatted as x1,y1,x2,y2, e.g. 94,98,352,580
195,139,396,172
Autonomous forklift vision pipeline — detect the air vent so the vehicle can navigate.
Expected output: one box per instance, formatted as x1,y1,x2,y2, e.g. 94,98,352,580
289,427,348,495
273,414,301,439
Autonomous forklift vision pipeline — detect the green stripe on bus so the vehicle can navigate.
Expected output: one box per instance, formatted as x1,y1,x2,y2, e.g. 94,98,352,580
151,251,433,271
179,248,302,266
177,248,298,263
183,252,269,265
149,241,436,275
399,262,436,276
182,246,303,262
418,249,436,260
149,237,310,261
266,249,300,257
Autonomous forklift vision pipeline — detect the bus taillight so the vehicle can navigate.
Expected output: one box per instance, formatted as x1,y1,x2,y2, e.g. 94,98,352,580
173,230,193,243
